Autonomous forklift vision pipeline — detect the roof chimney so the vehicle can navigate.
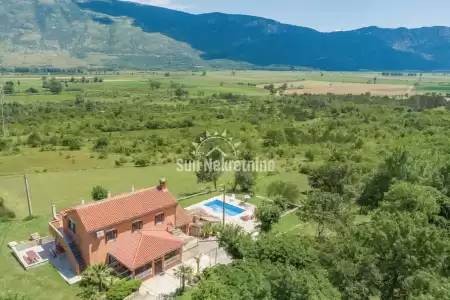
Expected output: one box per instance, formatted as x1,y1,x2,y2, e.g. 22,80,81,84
51,204,57,220
158,177,167,192
108,191,111,198
81,199,85,205
132,185,135,192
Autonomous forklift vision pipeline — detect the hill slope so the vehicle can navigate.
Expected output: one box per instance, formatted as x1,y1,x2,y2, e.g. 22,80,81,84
1,0,450,70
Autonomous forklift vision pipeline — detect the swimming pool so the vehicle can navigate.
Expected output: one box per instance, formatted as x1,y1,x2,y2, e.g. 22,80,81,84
204,199,245,216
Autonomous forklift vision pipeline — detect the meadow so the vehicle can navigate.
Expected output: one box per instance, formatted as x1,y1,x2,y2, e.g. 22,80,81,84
1,69,450,299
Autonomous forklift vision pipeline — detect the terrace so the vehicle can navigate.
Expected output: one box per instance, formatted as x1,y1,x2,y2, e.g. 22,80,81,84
9,235,82,285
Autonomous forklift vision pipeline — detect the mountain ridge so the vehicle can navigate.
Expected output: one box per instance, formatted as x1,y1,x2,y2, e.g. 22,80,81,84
0,0,449,70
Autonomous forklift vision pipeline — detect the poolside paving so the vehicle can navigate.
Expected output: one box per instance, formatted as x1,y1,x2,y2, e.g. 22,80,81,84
185,194,257,233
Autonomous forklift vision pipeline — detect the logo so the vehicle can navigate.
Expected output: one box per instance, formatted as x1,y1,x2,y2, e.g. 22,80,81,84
176,129,276,173
191,130,241,159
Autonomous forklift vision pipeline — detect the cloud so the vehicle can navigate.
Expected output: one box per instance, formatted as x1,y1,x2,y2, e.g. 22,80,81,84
124,0,192,10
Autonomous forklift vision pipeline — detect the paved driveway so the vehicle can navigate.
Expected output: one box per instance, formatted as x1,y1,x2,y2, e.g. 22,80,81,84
131,240,231,300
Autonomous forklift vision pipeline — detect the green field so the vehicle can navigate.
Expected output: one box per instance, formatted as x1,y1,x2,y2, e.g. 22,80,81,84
3,71,450,105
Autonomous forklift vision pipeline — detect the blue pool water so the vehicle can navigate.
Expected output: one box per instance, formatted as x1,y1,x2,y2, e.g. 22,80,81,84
204,199,245,216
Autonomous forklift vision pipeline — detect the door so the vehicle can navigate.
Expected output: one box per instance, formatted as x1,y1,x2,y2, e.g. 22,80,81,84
155,258,163,274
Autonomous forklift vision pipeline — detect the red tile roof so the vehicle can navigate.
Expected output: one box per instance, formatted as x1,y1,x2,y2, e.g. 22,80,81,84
74,187,178,232
109,230,184,269
176,205,192,227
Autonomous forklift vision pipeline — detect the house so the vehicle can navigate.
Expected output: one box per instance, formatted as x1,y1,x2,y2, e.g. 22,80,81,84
48,178,192,280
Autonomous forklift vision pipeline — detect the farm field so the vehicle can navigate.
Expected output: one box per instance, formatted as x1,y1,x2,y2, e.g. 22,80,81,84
2,71,450,105
262,80,414,96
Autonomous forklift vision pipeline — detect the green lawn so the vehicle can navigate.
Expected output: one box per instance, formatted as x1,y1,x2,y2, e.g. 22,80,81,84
0,218,82,300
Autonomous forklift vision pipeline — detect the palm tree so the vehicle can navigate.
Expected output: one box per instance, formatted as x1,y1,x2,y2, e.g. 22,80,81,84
81,264,114,292
173,264,193,291
194,254,202,274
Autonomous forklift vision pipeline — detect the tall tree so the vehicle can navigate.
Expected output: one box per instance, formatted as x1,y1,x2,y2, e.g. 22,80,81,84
81,264,114,292
308,162,350,196
173,264,194,291
297,190,351,239
254,201,282,233
266,180,300,210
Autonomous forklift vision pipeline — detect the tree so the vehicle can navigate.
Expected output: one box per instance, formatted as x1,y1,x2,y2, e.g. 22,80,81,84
3,83,14,94
381,181,441,217
357,171,392,210
255,201,282,232
233,169,256,193
105,279,141,300
93,137,109,151
266,180,300,209
308,162,350,196
263,129,285,147
173,264,194,291
134,158,150,167
174,85,189,99
264,84,277,98
148,79,161,98
277,83,288,95
196,160,222,190
81,264,114,292
48,77,63,94
269,266,340,300
27,131,42,147
358,148,414,210
215,224,253,259
297,190,350,239
91,186,109,201
328,212,450,300
431,161,450,197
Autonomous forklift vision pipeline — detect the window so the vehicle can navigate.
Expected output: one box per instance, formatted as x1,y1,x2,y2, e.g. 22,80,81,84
132,220,143,232
68,219,76,234
108,255,117,265
164,250,178,261
155,213,164,224
106,229,117,241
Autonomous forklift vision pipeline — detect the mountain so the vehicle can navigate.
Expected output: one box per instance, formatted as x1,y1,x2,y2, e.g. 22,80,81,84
1,0,450,71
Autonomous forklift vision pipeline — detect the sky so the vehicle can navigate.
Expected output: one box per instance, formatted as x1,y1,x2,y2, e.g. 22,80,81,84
126,0,450,32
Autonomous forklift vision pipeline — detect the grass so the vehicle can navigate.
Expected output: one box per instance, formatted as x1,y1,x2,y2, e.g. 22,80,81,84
0,217,81,300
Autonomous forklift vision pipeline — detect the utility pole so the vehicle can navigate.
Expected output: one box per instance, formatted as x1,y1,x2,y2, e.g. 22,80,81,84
0,82,5,138
222,184,226,226
24,175,32,216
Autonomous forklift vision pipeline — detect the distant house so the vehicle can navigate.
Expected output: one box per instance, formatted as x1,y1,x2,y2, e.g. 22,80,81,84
48,178,192,280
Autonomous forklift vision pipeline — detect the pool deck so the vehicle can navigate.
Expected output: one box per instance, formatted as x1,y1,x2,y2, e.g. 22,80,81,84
185,195,257,233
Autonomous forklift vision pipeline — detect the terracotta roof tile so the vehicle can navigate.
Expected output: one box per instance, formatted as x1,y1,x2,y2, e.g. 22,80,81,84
175,205,192,227
74,187,178,232
109,230,184,269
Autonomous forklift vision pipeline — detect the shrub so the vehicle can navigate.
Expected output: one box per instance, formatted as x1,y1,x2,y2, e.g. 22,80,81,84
98,151,108,160
27,132,42,147
305,150,315,162
91,186,108,201
48,77,63,94
134,158,150,167
3,83,14,94
25,87,39,94
106,279,141,300
0,197,16,222
94,137,109,151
